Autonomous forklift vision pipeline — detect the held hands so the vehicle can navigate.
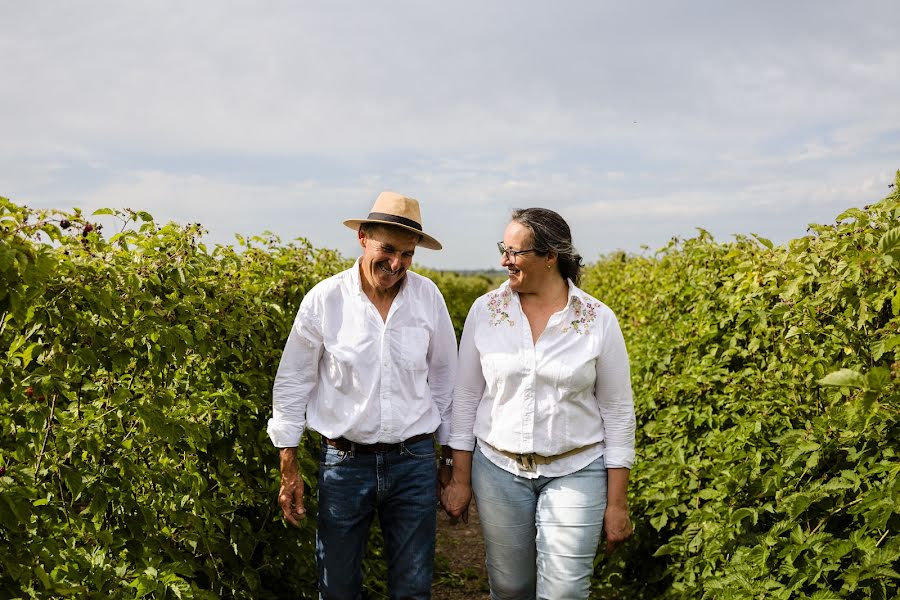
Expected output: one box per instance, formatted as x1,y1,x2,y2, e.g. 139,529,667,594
278,448,306,527
603,504,633,554
439,449,474,524
440,480,472,524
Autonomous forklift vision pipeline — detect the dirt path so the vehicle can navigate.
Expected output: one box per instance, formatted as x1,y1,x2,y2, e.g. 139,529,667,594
432,501,491,599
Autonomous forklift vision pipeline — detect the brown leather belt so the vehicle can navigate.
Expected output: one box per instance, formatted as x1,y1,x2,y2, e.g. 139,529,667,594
324,432,433,454
483,441,601,471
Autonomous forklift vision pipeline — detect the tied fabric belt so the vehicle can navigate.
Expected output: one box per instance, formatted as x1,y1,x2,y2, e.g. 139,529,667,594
483,440,601,471
324,432,433,454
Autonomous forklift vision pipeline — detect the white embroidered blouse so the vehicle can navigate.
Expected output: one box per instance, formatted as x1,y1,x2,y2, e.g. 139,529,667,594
448,280,636,478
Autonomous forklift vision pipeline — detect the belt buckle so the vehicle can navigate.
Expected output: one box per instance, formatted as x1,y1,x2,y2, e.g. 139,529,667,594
517,453,536,471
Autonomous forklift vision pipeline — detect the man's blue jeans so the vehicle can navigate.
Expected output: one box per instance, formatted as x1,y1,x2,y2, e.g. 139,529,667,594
316,437,437,600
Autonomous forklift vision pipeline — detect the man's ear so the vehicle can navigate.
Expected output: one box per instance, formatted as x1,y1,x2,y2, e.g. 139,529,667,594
358,228,366,249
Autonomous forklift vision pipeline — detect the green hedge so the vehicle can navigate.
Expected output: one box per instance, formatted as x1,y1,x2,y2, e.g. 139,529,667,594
0,202,496,599
3,171,898,599
583,172,900,599
0,202,347,598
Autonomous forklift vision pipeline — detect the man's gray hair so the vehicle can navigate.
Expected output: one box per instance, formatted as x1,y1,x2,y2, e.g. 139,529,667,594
359,222,423,244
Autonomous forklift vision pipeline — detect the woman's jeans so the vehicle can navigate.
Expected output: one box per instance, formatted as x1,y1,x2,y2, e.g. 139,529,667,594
316,437,437,600
472,447,608,600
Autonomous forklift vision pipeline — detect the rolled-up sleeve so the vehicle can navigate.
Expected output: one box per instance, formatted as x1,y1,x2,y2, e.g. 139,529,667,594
267,304,323,448
428,288,459,446
595,312,636,468
449,304,485,451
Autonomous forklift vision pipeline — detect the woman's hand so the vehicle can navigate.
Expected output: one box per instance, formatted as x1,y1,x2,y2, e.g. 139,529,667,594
440,480,472,523
603,504,633,553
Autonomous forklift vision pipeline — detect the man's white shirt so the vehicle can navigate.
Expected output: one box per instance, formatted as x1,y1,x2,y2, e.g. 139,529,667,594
268,260,457,448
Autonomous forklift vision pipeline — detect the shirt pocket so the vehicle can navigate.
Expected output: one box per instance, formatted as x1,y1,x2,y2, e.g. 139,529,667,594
400,327,429,370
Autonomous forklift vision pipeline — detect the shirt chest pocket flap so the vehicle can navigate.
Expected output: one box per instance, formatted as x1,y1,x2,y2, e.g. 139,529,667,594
400,327,429,370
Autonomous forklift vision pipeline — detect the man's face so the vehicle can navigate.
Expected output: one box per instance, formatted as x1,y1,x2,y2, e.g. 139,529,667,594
359,226,418,293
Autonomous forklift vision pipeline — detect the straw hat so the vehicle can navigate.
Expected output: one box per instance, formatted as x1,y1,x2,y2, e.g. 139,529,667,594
343,191,442,250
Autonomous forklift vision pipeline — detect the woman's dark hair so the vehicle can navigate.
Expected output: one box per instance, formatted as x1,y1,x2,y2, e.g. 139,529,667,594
511,207,584,284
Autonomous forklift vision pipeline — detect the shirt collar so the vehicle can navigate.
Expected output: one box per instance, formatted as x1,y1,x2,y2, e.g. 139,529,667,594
350,257,366,299
563,278,586,310
501,277,583,310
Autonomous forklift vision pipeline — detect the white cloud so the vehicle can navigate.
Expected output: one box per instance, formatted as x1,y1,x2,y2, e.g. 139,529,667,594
1,1,899,268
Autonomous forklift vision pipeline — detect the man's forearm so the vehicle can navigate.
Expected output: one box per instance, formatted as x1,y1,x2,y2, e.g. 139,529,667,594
279,447,300,477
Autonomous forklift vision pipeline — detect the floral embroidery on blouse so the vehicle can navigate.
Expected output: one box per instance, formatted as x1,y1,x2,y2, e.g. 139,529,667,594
487,288,515,327
561,296,599,334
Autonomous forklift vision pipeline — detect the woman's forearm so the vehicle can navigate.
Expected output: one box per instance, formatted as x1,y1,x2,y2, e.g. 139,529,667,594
450,449,474,485
607,467,630,508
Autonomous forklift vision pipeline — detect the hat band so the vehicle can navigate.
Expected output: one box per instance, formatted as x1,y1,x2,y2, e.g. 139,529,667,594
367,212,422,231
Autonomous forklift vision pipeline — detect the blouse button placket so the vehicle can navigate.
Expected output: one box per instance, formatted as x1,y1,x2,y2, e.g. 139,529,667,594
521,312,536,450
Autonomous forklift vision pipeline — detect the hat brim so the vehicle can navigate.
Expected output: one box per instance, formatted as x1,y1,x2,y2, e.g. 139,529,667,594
343,219,442,250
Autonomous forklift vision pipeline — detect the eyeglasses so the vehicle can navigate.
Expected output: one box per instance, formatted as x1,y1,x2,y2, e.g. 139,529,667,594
497,242,536,263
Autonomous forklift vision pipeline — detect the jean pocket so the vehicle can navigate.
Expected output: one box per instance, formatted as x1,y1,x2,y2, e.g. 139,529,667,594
400,438,436,459
320,444,351,466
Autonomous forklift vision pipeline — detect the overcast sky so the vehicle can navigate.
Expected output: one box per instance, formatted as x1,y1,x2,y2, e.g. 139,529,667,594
2,2,899,269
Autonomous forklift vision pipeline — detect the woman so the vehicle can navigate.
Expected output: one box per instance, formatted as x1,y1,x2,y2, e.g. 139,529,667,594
441,208,635,600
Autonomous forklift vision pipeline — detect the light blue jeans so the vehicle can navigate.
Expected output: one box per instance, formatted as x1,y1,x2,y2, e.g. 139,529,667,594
472,447,608,600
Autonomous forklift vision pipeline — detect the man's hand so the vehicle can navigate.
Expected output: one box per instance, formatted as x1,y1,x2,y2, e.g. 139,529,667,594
278,448,306,527
440,480,472,524
604,504,633,554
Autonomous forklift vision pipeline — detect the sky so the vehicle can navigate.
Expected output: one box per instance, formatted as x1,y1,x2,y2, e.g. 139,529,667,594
2,1,899,270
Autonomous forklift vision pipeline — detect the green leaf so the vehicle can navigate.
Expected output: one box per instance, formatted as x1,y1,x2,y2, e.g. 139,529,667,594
650,513,668,530
751,234,774,249
60,465,84,497
731,507,758,526
92,208,116,216
877,226,900,256
836,207,868,223
866,367,891,391
698,488,723,500
818,369,867,389
34,564,51,589
871,334,900,361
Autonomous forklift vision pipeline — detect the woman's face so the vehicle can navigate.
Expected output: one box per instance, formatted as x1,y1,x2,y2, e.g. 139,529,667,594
501,220,545,293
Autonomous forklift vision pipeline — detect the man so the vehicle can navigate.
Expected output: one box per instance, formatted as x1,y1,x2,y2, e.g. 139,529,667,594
267,191,457,599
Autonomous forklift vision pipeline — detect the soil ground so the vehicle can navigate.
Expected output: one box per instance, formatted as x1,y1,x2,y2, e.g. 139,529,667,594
431,501,491,600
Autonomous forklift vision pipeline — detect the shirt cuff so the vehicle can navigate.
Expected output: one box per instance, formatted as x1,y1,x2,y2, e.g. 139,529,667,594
267,418,305,448
434,422,451,446
448,433,477,452
603,446,635,469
